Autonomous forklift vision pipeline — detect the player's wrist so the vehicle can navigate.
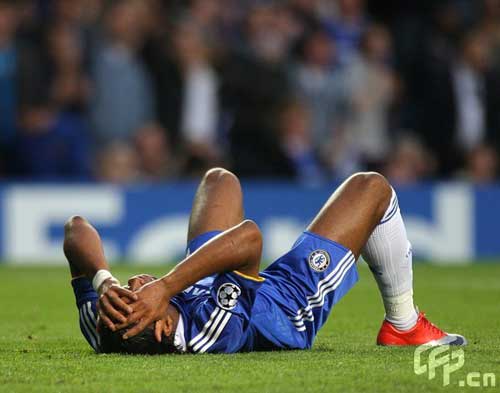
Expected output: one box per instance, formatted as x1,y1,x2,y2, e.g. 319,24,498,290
92,269,120,292
159,275,176,298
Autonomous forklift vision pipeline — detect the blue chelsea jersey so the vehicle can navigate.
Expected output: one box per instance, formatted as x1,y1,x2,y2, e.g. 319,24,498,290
171,231,358,354
170,270,313,354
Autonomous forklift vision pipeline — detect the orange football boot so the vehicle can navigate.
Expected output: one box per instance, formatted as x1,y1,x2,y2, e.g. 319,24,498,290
377,311,467,346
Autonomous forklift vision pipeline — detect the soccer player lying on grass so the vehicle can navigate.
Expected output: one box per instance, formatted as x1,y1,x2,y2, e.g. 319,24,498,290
64,168,466,354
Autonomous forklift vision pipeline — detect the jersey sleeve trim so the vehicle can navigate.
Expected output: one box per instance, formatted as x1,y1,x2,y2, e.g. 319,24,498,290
233,270,265,282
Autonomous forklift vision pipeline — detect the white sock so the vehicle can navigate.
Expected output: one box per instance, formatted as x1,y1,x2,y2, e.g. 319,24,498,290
362,188,418,331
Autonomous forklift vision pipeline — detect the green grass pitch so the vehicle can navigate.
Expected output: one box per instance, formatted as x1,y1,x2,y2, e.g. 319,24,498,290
0,263,499,393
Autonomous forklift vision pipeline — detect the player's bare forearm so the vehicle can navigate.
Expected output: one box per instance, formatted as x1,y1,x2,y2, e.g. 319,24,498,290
119,220,262,338
161,219,262,297
63,215,137,330
63,215,109,280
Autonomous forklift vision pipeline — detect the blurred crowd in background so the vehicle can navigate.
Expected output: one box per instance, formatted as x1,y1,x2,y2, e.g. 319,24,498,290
1,0,500,185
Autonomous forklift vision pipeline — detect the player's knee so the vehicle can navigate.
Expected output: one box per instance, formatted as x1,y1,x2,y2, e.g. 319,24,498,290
64,215,88,233
203,167,241,191
348,172,392,201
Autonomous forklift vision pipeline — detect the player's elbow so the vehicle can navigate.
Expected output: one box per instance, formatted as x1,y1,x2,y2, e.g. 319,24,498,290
240,220,263,256
64,215,88,233
240,220,262,246
237,220,263,276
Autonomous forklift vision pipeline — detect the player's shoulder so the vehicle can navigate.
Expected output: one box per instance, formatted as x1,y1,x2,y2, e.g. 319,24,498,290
185,271,265,354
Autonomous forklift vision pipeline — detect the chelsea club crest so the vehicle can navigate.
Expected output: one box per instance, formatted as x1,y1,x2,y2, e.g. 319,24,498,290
308,250,330,272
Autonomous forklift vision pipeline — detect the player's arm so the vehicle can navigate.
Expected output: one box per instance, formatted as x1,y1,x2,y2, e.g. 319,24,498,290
63,215,137,330
118,219,263,339
164,219,262,290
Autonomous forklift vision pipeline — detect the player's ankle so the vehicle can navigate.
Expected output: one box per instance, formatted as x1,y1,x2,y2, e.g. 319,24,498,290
382,291,418,331
385,313,418,331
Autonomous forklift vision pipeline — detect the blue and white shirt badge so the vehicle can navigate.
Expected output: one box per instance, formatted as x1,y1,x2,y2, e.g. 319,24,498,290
308,249,330,272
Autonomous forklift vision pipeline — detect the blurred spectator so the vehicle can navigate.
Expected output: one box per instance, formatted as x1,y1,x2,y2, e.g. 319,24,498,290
90,0,155,142
51,0,88,27
0,0,19,149
0,0,49,175
1,0,499,184
46,23,90,114
134,123,177,181
9,12,93,181
278,101,325,185
420,28,500,176
13,104,92,180
173,18,221,175
245,2,294,64
189,0,222,39
480,0,500,69
427,1,467,73
383,134,436,185
288,0,323,33
324,0,368,67
97,141,139,184
343,24,396,171
454,30,491,149
139,1,182,148
48,0,102,72
291,27,349,175
461,144,498,184
222,3,294,178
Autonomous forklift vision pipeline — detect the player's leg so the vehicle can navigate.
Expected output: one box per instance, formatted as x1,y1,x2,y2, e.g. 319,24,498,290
307,172,392,258
307,172,416,326
264,173,391,342
308,172,465,345
63,215,109,351
186,167,244,254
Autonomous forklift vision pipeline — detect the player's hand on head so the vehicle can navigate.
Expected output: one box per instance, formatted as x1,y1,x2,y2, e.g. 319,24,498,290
97,279,137,331
127,274,157,291
117,279,170,340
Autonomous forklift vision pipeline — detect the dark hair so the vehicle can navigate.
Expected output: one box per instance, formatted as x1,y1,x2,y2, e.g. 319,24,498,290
99,325,178,355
